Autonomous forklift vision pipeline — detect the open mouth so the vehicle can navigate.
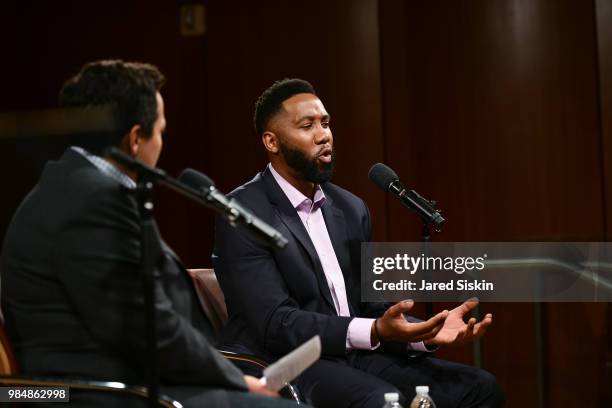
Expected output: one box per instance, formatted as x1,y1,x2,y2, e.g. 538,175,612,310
317,148,333,164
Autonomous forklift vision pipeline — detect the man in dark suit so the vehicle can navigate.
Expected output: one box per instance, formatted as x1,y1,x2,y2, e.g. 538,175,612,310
213,79,505,407
1,60,299,407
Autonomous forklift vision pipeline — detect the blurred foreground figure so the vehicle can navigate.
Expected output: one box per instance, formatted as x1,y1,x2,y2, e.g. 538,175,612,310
1,60,300,408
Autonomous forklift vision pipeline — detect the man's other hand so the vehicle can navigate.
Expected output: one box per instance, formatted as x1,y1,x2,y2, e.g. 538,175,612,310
424,298,493,347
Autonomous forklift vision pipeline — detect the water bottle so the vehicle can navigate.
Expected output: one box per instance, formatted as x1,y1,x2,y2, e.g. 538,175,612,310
409,386,436,408
382,392,403,408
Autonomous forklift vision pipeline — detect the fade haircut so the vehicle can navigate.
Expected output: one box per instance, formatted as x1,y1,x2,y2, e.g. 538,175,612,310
254,78,316,136
59,59,165,155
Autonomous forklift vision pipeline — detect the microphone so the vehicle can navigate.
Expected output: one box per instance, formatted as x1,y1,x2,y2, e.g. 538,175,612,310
104,148,288,248
179,168,289,249
368,163,445,232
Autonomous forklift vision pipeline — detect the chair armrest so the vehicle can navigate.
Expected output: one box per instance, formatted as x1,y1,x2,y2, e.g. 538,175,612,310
0,375,182,408
218,350,302,403
218,349,270,369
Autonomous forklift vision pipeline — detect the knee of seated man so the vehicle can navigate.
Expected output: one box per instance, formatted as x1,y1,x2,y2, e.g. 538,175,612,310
472,368,505,406
317,382,404,408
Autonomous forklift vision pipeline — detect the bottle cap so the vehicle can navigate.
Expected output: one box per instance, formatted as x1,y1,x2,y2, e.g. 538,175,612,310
384,393,399,402
415,385,429,394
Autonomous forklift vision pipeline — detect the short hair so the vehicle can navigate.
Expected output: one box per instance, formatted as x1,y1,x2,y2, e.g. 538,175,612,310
59,59,165,154
254,78,316,136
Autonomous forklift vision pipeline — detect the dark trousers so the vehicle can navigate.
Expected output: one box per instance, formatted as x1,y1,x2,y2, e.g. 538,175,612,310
294,351,504,408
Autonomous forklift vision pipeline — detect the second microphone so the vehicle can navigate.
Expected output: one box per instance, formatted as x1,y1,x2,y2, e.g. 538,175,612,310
179,168,288,249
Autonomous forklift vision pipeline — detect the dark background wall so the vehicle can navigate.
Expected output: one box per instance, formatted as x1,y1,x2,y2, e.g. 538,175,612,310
0,1,610,406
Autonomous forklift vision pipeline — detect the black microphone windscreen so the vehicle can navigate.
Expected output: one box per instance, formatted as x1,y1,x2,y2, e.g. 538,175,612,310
178,168,215,190
368,163,399,191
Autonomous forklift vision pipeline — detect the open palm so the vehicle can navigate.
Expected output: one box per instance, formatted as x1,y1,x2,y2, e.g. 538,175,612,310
426,300,493,346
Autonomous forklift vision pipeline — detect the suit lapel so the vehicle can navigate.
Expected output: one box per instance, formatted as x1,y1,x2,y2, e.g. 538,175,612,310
320,192,358,316
320,194,350,277
262,168,336,311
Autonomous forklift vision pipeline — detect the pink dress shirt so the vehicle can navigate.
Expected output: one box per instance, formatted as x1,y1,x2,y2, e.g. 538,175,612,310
269,164,430,352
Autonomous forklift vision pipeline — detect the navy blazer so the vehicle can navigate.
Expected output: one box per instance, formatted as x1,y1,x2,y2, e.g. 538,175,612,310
1,149,246,395
213,167,387,362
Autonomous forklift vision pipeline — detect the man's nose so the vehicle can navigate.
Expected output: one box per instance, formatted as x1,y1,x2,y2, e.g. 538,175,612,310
314,125,331,145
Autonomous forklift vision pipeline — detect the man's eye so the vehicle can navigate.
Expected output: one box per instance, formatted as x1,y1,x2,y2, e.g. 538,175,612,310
301,123,312,129
322,122,330,128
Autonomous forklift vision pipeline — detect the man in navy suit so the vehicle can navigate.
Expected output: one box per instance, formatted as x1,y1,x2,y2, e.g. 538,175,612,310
213,79,505,407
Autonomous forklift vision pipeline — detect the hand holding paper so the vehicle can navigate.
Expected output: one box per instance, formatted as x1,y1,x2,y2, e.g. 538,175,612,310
259,335,322,392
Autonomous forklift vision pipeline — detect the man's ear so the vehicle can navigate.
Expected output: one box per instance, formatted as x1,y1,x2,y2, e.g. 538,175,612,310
262,131,279,154
125,124,144,157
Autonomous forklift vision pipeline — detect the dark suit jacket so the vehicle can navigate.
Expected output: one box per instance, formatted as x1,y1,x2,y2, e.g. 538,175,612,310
213,166,388,362
1,149,246,403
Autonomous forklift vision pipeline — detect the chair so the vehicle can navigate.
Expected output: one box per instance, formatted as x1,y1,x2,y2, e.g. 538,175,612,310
189,268,228,336
0,322,17,375
189,269,303,403
0,318,182,407
0,269,301,406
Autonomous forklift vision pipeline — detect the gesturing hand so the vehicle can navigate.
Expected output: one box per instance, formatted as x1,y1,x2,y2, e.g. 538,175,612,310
372,300,448,344
425,299,493,347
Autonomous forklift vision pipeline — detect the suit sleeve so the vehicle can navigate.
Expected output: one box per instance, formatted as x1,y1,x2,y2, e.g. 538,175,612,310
213,213,352,357
55,186,246,390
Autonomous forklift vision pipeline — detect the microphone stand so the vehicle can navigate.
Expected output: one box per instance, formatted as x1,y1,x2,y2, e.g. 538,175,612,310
418,196,441,319
136,175,160,408
422,224,434,318
106,150,191,408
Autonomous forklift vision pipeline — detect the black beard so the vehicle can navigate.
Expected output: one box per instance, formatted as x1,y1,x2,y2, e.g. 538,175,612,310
279,142,336,184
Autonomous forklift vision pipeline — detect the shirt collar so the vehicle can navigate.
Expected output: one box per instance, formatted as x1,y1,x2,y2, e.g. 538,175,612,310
268,163,326,211
71,146,137,190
